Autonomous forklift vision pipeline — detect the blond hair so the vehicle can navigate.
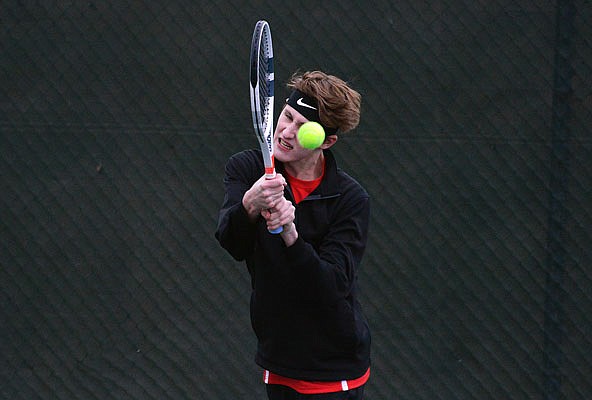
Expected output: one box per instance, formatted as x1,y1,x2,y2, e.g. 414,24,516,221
287,71,361,134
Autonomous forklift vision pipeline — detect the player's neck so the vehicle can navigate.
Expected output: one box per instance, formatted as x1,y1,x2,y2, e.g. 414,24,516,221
284,152,324,181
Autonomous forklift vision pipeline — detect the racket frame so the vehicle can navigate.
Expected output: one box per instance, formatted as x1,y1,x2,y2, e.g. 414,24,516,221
250,20,282,234
249,20,276,179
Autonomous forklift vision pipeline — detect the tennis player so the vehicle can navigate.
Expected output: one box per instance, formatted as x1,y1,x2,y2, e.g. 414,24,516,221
216,70,371,399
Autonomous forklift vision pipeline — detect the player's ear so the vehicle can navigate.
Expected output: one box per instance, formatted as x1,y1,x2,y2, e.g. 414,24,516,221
320,135,338,149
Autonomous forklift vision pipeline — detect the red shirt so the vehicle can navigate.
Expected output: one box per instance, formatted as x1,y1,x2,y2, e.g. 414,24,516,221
286,161,325,204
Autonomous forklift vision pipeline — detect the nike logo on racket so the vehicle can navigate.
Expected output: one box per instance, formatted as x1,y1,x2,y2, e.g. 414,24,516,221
296,97,317,110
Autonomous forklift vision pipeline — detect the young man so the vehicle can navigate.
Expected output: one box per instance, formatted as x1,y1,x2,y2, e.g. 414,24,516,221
215,71,371,399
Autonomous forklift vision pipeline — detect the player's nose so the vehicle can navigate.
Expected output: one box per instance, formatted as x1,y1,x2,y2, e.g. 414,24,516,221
281,124,295,140
281,123,297,139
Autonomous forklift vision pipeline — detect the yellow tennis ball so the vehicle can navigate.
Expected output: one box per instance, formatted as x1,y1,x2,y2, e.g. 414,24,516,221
297,121,325,149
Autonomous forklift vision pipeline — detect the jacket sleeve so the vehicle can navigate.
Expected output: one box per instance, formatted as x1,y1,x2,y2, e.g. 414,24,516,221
285,192,370,306
215,152,258,261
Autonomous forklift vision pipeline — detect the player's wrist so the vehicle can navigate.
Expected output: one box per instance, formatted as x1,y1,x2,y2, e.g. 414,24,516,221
280,223,298,246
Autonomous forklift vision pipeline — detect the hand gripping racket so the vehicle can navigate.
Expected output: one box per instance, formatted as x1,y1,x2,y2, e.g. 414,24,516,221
250,20,282,234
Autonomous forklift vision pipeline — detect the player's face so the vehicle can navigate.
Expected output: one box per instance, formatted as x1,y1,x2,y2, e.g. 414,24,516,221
274,105,320,163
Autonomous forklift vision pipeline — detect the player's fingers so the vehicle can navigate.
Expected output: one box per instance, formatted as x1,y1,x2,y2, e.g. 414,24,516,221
274,173,287,186
264,193,283,209
263,174,286,190
260,209,271,220
277,197,294,212
273,200,294,225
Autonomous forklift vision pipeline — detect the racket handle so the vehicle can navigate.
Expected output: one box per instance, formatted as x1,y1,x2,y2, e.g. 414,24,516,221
264,170,282,234
269,226,283,234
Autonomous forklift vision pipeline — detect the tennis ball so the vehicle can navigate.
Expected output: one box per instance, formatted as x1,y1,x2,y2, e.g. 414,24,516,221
297,121,325,149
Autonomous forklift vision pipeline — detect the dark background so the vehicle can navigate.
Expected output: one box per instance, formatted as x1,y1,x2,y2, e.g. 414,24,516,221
1,1,590,399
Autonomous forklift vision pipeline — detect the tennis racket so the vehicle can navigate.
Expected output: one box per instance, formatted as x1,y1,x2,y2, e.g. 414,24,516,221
250,20,282,234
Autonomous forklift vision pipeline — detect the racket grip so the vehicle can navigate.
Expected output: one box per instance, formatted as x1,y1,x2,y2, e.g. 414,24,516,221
264,171,282,234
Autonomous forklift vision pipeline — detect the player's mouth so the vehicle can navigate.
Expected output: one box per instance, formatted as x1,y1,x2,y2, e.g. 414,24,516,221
278,138,293,151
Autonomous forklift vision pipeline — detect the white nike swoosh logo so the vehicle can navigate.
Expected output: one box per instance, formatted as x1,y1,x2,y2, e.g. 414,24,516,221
296,97,317,110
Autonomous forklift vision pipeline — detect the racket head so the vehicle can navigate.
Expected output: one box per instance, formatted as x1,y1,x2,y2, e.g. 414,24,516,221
249,20,275,178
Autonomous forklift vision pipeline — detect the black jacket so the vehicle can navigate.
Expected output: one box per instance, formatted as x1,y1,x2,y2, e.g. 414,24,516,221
215,149,371,381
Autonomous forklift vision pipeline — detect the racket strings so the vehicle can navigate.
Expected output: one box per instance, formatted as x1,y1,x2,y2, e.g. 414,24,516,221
258,46,271,128
251,24,273,132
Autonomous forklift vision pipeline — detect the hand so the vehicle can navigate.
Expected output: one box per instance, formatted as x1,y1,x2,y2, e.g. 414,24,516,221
261,196,295,233
242,174,287,220
279,221,298,247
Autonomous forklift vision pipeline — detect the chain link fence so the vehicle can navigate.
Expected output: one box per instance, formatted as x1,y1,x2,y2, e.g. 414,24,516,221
1,1,591,399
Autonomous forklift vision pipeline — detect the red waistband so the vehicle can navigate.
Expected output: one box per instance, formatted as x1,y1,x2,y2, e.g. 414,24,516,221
263,367,370,394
